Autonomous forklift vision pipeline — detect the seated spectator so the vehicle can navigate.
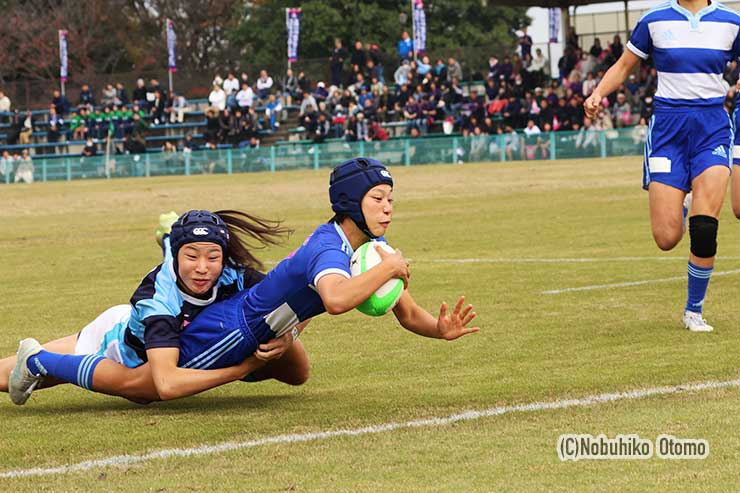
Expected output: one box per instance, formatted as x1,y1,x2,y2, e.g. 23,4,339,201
82,137,97,157
632,117,649,145
101,84,117,106
403,96,426,135
0,90,10,114
236,82,254,111
312,112,330,144
265,93,283,132
150,90,167,124
168,92,189,123
146,79,162,109
115,82,129,106
281,68,300,105
297,71,310,94
300,104,318,136
225,87,239,111
447,57,463,82
69,108,87,140
433,59,448,83
299,91,318,118
131,111,149,148
51,89,70,116
369,120,388,141
47,105,64,153
14,149,34,183
162,140,177,153
132,78,147,106
208,84,226,111
79,84,95,108
574,117,598,154
204,107,221,145
256,70,274,103
314,81,329,102
417,56,432,78
19,111,34,145
223,72,240,96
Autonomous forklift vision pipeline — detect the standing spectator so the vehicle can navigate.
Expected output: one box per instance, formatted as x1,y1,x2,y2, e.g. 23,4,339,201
130,112,149,151
503,125,520,160
394,60,412,86
14,149,34,183
0,90,10,114
115,82,129,106
518,27,533,59
265,93,283,132
208,84,226,111
132,79,147,106
281,68,299,105
256,70,274,103
236,82,254,111
582,72,597,98
397,31,413,61
611,92,633,128
330,38,347,87
447,57,463,82
18,111,34,145
101,84,117,106
46,105,64,153
51,90,70,116
590,38,603,58
223,72,240,96
351,40,366,69
529,48,548,87
0,150,13,179
297,71,310,95
79,84,95,107
609,34,624,61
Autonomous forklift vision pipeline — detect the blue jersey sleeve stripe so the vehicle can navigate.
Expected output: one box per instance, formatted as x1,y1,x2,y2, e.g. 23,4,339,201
627,41,648,59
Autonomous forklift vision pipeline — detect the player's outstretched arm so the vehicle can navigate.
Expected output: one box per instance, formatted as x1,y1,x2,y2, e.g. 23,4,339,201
147,347,266,401
392,292,479,340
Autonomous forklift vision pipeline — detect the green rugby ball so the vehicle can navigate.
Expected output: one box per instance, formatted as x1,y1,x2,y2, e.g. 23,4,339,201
350,241,404,316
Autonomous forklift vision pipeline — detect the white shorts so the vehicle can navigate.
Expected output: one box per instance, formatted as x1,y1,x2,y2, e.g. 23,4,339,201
74,305,131,364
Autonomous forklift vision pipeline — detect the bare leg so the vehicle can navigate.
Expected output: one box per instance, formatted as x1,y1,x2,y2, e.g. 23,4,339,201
730,165,740,218
0,335,78,392
648,182,686,251
89,361,159,404
247,339,310,386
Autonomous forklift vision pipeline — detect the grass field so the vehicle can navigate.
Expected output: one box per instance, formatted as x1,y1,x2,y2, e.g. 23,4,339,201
1,157,739,491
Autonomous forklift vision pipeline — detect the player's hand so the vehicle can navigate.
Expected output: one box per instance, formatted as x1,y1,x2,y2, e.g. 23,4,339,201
155,211,179,247
583,92,602,119
436,296,480,340
254,331,294,362
376,244,410,288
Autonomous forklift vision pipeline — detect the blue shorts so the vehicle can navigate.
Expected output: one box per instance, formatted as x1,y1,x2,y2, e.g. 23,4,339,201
643,107,732,191
177,293,275,370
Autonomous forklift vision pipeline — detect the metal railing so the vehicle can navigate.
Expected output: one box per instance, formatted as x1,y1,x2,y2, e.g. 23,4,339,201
0,127,647,184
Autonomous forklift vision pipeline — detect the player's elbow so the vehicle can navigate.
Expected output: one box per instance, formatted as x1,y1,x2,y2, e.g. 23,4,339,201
323,301,348,315
154,381,182,401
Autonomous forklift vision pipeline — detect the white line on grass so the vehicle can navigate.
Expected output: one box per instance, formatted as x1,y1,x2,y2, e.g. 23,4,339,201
2,378,739,479
266,256,740,266
542,268,740,295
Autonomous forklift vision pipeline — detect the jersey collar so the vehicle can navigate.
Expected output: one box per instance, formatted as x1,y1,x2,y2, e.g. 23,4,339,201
333,221,355,257
671,0,718,29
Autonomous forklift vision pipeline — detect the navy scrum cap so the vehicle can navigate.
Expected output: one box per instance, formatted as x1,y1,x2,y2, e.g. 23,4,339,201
169,210,230,260
329,157,393,238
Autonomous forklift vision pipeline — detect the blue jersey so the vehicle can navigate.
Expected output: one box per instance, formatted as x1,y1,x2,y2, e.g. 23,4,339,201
627,1,740,109
243,222,357,338
120,236,265,364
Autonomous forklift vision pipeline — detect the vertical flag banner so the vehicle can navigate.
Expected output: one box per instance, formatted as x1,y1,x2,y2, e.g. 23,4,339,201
286,8,301,63
59,30,68,82
166,19,177,72
412,0,427,55
548,8,560,43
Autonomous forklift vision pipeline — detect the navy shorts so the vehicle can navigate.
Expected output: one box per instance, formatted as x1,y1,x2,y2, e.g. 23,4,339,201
177,293,274,370
643,107,732,191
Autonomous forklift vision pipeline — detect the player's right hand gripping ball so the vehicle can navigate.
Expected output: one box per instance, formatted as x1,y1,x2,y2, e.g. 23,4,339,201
350,241,404,317
155,211,179,247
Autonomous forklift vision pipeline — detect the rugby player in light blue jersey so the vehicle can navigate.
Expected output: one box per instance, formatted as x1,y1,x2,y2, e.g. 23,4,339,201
9,157,479,404
585,0,740,332
2,210,305,404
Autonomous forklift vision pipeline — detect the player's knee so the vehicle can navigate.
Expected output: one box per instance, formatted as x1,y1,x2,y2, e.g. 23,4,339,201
285,365,310,386
689,215,719,258
653,228,681,251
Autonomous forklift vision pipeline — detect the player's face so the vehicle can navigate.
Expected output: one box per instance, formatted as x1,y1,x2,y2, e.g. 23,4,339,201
177,242,224,296
361,184,393,237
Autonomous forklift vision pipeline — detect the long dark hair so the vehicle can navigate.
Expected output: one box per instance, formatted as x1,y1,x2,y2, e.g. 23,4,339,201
214,210,293,271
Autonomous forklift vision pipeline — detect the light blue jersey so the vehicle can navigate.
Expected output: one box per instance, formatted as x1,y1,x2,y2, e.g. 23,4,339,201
628,1,740,109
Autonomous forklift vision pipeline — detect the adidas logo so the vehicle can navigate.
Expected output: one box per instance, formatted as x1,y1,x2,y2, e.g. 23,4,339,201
712,146,727,159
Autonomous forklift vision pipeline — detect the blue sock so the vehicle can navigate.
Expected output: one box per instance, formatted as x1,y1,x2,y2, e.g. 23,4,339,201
27,351,104,391
686,262,713,313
